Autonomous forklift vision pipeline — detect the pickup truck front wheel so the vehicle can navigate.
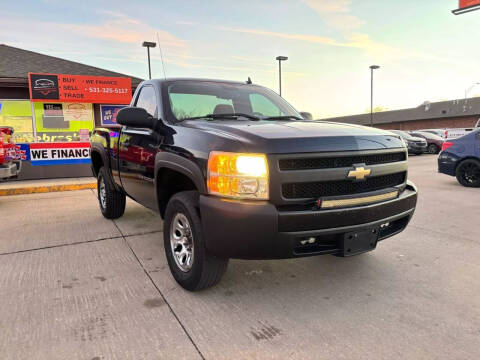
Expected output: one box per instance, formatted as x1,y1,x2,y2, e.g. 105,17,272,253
164,191,229,291
97,167,126,219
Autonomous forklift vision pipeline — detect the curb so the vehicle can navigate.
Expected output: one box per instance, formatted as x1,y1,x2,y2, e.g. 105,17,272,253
0,182,97,196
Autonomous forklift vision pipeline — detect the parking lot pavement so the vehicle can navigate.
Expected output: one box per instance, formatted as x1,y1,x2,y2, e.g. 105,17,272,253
1,155,479,359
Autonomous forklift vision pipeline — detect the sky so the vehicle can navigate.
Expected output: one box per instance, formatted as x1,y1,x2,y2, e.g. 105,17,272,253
2,0,480,118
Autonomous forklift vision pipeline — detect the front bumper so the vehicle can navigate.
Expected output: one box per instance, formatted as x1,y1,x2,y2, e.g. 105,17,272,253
200,181,418,259
0,162,18,179
438,151,459,176
408,143,427,154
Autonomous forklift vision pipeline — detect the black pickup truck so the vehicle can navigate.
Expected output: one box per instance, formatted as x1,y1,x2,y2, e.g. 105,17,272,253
90,78,418,291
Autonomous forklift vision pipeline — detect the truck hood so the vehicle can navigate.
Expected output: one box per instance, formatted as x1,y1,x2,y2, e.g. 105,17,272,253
181,120,405,153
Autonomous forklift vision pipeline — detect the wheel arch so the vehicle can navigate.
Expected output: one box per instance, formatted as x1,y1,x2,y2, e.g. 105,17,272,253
155,152,207,218
90,143,110,177
454,156,480,172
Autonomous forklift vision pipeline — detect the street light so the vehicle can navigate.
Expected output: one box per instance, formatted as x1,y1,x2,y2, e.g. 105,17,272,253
369,65,380,127
276,56,288,97
465,82,480,99
142,41,157,79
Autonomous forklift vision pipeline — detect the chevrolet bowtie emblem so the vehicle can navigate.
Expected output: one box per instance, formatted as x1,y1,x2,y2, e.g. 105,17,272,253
348,166,371,181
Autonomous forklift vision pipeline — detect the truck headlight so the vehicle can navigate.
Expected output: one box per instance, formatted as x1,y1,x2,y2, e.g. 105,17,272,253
207,151,269,200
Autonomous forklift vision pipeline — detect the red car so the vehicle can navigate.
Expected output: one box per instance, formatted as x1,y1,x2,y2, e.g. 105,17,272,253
409,131,445,154
0,127,21,180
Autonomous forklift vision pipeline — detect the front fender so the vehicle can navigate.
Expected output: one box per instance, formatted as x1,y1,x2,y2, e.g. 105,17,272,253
154,152,207,194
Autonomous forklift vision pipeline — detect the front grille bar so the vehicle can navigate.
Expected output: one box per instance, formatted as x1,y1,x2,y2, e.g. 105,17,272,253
279,152,406,171
282,172,406,199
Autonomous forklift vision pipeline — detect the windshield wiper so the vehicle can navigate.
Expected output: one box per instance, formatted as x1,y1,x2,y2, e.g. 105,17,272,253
181,113,260,121
262,115,303,121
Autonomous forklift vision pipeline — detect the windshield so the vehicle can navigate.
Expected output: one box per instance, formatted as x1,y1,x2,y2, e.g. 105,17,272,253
167,81,301,122
417,131,442,140
390,130,413,139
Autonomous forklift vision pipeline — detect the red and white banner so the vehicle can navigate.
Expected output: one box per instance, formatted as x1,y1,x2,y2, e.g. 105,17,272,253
29,142,91,166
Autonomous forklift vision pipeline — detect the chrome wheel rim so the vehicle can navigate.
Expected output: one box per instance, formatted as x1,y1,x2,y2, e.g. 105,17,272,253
170,213,194,272
99,176,107,209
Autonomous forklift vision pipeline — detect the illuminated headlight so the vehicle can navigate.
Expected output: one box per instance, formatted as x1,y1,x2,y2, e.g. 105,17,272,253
207,152,269,199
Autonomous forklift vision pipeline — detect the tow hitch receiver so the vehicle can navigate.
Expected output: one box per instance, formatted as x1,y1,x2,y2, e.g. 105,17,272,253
342,228,379,256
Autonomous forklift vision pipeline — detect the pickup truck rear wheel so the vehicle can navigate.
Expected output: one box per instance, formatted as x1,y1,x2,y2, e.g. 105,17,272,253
455,159,480,187
97,167,126,219
164,191,228,291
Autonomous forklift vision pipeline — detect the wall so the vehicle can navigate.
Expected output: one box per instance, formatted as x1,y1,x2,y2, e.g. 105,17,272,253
375,115,479,130
0,86,29,99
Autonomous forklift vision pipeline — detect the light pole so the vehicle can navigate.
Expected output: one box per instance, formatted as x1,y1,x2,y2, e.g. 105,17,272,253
369,65,380,127
465,82,480,99
142,41,157,79
276,56,288,96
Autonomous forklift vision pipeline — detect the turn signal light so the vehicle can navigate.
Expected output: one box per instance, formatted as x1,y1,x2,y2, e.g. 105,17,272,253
442,142,454,151
207,152,269,199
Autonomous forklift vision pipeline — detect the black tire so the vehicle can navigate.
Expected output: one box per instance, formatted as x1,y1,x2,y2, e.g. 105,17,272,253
164,191,228,291
97,167,126,219
427,144,438,154
455,159,480,188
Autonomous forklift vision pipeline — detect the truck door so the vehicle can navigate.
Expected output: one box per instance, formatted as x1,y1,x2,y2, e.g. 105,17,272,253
118,85,161,210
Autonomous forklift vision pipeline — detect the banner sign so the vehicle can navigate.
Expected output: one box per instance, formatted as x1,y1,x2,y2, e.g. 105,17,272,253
28,73,132,104
459,0,480,8
29,142,91,166
100,105,127,126
16,144,30,161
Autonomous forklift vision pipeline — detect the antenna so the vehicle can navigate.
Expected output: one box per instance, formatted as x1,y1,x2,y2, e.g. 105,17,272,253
156,32,167,80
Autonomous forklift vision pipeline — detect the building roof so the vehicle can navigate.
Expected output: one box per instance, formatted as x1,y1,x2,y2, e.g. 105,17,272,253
320,97,480,125
0,44,143,86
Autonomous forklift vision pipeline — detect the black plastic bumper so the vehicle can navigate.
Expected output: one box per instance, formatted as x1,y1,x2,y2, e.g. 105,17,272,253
200,181,418,259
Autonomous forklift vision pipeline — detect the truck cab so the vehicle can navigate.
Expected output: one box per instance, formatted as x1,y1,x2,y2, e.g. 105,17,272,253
90,78,418,291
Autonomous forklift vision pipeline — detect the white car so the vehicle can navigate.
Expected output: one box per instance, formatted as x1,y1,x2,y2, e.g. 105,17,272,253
422,128,475,140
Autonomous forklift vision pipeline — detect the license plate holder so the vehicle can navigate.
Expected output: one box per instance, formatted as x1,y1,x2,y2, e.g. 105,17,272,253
342,228,378,256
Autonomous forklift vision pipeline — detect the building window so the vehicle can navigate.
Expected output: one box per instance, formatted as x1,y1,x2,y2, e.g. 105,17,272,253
34,102,94,142
0,100,35,142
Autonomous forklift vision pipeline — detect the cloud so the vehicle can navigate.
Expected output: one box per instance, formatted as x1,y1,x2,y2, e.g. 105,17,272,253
301,0,364,31
61,12,187,49
218,25,388,53
218,26,339,46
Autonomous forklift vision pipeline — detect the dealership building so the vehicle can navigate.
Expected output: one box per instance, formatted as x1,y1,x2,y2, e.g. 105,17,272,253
321,98,480,130
0,44,142,180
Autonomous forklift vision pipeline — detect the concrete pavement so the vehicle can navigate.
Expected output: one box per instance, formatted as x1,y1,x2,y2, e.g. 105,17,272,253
0,156,479,359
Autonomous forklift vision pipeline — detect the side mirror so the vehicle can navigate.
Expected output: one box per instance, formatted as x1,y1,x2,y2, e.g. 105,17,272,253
116,107,156,128
300,112,313,120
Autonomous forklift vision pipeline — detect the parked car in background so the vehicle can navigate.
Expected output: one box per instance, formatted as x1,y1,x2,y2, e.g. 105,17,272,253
438,129,480,187
409,131,444,154
0,127,21,180
389,130,427,155
422,128,476,140
422,129,446,138
444,128,475,140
